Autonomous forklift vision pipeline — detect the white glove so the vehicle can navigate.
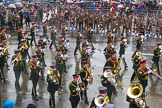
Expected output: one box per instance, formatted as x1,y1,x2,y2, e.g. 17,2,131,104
111,45,115,48
53,79,56,82
43,38,46,42
139,99,144,106
147,70,152,74
76,87,80,91
86,79,90,82
36,61,40,66
80,34,82,37
49,76,53,80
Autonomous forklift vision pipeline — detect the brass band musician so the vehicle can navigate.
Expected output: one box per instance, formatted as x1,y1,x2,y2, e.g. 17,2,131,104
90,86,114,108
47,65,60,108
11,49,23,90
79,61,93,105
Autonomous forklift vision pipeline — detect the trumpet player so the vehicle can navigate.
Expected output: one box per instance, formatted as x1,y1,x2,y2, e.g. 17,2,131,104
17,27,24,45
36,45,46,80
130,50,142,82
152,43,162,75
0,41,10,69
18,39,30,74
137,60,152,93
0,47,6,83
55,49,64,88
30,23,37,46
79,61,91,105
90,86,114,108
59,40,68,73
29,55,40,100
119,37,128,70
69,74,80,108
11,49,22,90
47,65,60,108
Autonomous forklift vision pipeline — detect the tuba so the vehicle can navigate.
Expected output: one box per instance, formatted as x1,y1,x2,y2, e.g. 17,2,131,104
127,82,146,108
94,95,107,107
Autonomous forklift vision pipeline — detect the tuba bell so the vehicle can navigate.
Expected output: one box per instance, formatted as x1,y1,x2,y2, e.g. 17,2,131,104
127,82,143,99
127,82,146,108
94,95,106,107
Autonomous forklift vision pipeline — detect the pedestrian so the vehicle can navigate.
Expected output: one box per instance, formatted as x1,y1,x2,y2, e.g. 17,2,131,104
69,74,80,108
11,49,23,90
47,65,60,108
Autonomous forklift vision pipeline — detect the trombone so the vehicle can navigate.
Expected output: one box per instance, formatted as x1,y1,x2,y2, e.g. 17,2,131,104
146,64,162,80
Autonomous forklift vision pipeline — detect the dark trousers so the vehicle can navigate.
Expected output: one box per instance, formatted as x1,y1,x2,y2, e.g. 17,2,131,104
0,66,5,82
22,60,27,73
32,79,38,97
49,40,57,48
74,43,80,54
30,36,37,46
69,95,80,108
14,68,21,89
79,22,83,32
130,70,137,82
43,32,50,41
80,81,88,102
153,61,160,75
49,91,56,108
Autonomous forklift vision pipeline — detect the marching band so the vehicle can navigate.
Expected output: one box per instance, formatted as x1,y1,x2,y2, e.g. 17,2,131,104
1,2,162,108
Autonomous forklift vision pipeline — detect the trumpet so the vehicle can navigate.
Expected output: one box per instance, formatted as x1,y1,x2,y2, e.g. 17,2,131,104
11,54,21,64
77,77,85,91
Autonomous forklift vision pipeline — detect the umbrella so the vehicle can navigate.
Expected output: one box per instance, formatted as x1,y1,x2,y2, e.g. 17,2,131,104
8,4,16,8
0,3,5,7
15,2,23,7
117,4,124,8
